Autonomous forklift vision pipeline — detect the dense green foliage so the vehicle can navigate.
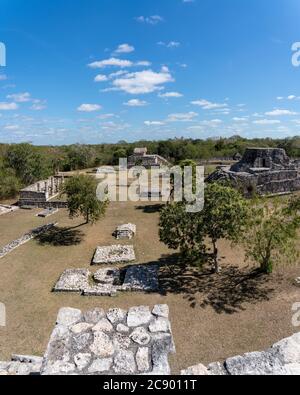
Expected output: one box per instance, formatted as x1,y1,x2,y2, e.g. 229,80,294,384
1,135,300,200
243,197,300,274
159,183,250,273
63,174,109,224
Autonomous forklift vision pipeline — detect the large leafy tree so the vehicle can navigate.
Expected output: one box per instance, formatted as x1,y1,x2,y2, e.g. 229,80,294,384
243,197,300,274
159,183,250,273
5,143,51,185
63,174,108,224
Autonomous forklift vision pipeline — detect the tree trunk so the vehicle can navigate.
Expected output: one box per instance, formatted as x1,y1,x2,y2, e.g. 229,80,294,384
86,211,89,224
212,240,220,274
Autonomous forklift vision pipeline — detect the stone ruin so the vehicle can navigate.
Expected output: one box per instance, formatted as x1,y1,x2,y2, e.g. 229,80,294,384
0,355,43,376
181,332,300,375
207,148,300,196
41,305,175,375
19,175,66,208
0,223,56,259
0,204,19,216
92,245,136,265
37,208,59,218
53,265,160,297
1,304,300,375
114,224,136,240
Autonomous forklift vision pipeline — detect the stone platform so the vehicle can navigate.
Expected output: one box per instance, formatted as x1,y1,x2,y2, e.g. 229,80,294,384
53,265,160,297
92,245,136,265
41,305,175,375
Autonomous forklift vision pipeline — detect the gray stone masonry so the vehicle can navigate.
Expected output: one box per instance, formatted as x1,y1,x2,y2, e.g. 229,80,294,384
41,305,175,375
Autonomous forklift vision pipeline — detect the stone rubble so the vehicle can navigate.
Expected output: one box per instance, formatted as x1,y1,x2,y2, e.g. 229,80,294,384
37,208,59,218
181,332,300,375
0,204,19,216
114,224,136,240
41,305,174,375
0,355,43,376
0,223,57,259
53,265,160,297
92,245,136,265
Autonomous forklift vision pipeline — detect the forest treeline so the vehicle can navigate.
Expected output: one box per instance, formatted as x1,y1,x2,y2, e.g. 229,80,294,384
1,135,300,200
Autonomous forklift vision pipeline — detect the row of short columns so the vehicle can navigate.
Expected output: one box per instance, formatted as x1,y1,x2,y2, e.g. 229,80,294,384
37,176,65,197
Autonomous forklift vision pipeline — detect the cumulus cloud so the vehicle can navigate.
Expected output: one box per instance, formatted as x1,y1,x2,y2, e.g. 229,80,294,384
31,100,47,111
7,92,31,103
88,58,151,69
0,102,18,110
77,104,102,112
144,121,165,126
135,15,164,25
94,74,108,82
158,41,181,48
265,109,297,116
112,67,173,94
253,119,281,125
114,43,135,54
88,58,133,69
191,99,228,110
159,91,183,98
124,99,148,107
167,112,198,122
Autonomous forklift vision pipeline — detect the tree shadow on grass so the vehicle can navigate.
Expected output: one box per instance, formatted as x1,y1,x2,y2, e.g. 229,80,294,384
35,226,84,246
135,204,164,214
152,254,277,314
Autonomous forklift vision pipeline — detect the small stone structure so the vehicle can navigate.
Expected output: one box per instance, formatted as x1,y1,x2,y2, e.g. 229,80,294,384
181,332,300,375
0,355,43,376
53,265,160,297
41,305,175,375
207,148,300,196
92,245,136,265
0,223,56,259
114,224,136,240
0,205,19,216
128,147,169,169
37,208,59,218
19,175,66,208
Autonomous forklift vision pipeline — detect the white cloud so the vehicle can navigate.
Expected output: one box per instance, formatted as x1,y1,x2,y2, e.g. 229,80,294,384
253,119,281,125
167,112,198,122
191,99,228,110
265,109,297,116
112,67,173,94
232,117,248,122
4,124,19,131
159,91,183,98
77,104,102,112
114,43,135,54
144,121,165,126
0,102,18,110
94,74,108,82
7,92,31,103
31,100,47,111
135,15,164,25
88,58,151,69
124,99,148,107
88,58,133,69
158,41,181,48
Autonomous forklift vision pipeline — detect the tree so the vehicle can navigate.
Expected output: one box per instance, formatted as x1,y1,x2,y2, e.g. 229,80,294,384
63,174,108,224
201,183,250,273
5,143,51,185
243,197,300,274
159,183,250,273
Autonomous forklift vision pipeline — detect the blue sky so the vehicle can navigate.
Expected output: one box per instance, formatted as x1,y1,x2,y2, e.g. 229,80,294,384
0,0,300,145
